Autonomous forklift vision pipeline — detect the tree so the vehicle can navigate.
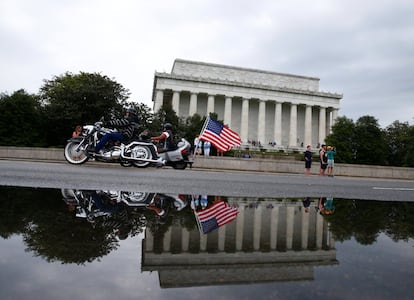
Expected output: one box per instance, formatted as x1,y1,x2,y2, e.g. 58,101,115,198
385,121,412,166
150,103,181,136
183,113,205,141
0,90,47,146
325,116,356,163
403,125,414,167
39,72,130,146
126,101,154,134
354,116,387,165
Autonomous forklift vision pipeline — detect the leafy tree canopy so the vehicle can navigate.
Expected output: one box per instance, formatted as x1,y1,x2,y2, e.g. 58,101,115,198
39,72,130,145
325,116,356,163
0,89,46,146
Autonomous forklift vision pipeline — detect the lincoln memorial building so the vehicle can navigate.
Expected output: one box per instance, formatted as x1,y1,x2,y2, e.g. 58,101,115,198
152,59,342,149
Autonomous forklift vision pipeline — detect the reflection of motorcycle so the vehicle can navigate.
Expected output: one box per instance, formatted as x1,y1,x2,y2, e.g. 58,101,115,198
64,120,193,169
61,189,187,221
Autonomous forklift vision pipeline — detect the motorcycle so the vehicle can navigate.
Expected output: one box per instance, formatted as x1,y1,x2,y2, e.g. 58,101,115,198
64,119,193,169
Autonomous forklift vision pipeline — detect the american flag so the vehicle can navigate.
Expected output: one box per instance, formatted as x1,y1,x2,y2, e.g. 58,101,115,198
200,117,242,152
194,200,239,234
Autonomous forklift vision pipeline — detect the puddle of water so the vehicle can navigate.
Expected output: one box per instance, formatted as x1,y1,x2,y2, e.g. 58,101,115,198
0,186,413,300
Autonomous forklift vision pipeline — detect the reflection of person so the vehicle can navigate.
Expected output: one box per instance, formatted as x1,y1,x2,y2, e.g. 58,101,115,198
192,195,209,211
72,125,82,137
317,197,335,215
302,197,311,213
146,197,167,217
304,145,312,175
92,191,120,214
319,144,328,176
326,146,336,177
324,197,335,214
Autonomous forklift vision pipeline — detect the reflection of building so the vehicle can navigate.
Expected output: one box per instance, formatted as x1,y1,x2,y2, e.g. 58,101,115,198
152,59,342,148
142,199,337,288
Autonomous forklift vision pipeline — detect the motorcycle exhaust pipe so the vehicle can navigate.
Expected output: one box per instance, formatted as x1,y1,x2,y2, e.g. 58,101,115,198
120,153,163,163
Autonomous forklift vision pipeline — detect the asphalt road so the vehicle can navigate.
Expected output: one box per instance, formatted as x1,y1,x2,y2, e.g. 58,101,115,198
1,160,414,201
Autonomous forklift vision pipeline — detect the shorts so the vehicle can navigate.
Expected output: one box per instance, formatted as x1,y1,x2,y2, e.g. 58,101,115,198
305,161,312,169
327,159,334,167
320,162,328,170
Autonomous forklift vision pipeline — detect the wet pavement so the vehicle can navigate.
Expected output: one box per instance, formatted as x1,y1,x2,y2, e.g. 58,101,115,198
0,186,413,300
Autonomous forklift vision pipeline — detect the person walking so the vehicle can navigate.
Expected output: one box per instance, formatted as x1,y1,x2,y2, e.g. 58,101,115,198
304,145,313,175
326,146,336,177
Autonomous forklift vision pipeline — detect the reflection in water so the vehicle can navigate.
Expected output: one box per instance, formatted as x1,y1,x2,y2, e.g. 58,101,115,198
143,195,337,287
63,189,338,286
0,186,413,295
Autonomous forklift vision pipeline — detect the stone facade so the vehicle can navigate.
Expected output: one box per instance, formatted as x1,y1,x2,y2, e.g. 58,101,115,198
152,59,342,149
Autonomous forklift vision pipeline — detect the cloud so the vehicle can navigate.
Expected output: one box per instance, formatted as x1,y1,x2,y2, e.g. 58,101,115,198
0,0,413,127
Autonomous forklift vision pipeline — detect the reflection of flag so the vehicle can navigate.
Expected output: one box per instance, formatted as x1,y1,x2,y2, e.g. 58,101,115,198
200,117,241,152
195,200,239,234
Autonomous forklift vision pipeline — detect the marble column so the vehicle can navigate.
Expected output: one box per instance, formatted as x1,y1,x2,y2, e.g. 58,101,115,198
301,207,310,249
326,109,332,135
189,92,198,116
332,108,338,127
241,98,249,143
270,206,279,250
253,204,262,251
218,226,226,252
289,103,298,147
172,91,180,115
286,206,295,249
316,212,324,249
163,227,172,252
145,230,154,251
224,96,232,128
274,102,282,145
181,228,190,252
258,100,266,144
304,105,312,147
153,89,164,113
207,94,215,115
319,107,326,144
235,205,245,251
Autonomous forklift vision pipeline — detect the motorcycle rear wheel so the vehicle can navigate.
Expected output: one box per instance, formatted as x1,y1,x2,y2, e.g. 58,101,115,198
130,145,152,168
172,161,187,170
120,160,133,167
64,141,89,164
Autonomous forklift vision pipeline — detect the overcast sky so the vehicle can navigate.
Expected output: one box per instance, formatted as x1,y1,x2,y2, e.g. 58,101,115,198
1,0,413,127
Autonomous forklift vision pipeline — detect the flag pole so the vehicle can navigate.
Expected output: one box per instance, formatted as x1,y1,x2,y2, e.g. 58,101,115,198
192,116,210,163
191,195,204,234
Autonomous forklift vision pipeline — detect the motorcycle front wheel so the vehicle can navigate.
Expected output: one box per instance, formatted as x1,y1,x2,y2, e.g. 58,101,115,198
130,145,152,168
64,141,89,164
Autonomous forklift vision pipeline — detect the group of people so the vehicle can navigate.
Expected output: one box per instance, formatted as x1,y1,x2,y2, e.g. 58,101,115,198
304,144,336,177
193,135,212,156
302,197,335,215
